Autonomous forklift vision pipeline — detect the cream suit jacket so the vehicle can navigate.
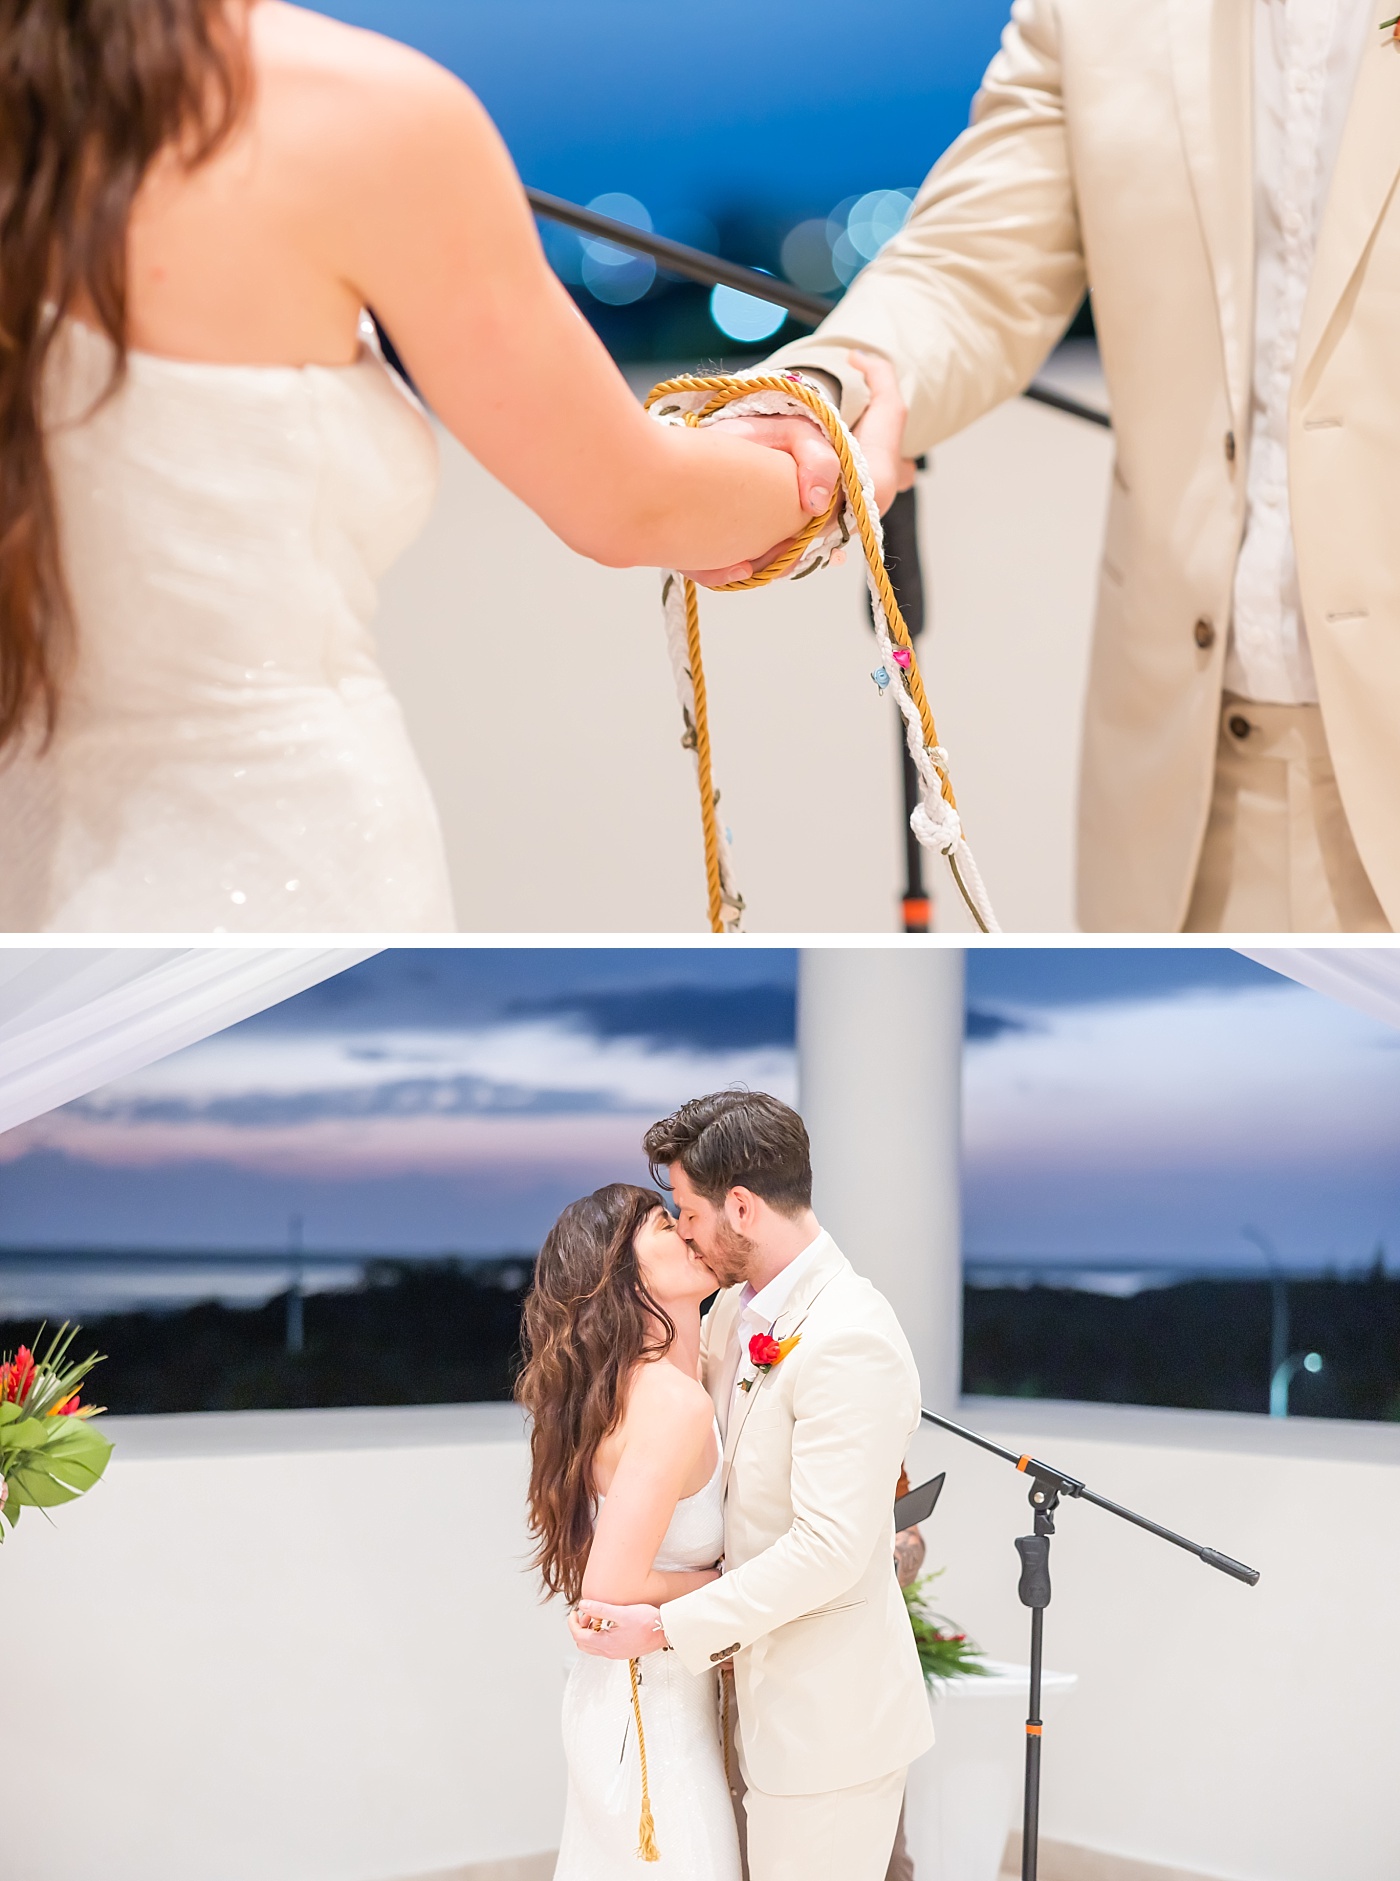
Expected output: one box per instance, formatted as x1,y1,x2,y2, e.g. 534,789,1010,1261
767,0,1400,931
660,1234,934,1796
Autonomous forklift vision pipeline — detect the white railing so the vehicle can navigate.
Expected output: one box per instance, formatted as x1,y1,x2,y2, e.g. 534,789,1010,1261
8,1394,1390,1881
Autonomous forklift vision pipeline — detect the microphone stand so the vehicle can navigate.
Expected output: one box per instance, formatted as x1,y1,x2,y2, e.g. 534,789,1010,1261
919,1407,1260,1881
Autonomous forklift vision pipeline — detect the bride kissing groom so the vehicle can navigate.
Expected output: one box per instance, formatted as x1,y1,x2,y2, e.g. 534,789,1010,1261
517,1089,933,1881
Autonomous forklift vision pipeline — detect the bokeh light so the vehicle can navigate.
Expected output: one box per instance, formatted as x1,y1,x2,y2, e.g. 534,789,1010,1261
709,280,787,343
780,219,838,295
810,187,919,286
846,189,915,260
579,192,657,306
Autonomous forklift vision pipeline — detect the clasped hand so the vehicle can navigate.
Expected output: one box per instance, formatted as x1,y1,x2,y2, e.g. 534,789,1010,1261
569,1600,667,1659
682,350,917,588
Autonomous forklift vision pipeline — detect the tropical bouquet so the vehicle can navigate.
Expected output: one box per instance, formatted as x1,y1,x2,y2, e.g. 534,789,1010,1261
904,1569,990,1687
0,1324,111,1541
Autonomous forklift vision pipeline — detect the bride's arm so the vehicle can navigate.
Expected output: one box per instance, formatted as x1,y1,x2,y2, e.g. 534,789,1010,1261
308,38,823,571
645,1566,721,1604
580,1363,719,1608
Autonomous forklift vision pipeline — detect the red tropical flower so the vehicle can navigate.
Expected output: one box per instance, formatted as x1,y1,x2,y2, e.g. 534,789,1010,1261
748,1333,782,1368
0,1347,36,1405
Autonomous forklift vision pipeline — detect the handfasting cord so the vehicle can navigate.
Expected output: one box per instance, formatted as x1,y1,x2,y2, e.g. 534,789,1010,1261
628,1657,660,1862
646,372,1000,935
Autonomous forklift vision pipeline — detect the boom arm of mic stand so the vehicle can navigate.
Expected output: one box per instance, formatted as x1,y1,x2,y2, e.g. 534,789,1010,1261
919,1408,1260,1587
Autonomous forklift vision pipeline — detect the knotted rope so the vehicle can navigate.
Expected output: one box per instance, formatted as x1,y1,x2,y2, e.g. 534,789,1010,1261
628,1657,660,1862
646,371,999,934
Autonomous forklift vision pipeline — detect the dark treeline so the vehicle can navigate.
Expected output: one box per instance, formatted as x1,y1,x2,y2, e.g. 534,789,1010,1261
3,1264,1397,1421
0,1260,532,1416
962,1271,1400,1421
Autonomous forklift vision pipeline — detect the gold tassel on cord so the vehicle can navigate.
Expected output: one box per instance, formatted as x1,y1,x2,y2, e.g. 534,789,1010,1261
628,1657,660,1862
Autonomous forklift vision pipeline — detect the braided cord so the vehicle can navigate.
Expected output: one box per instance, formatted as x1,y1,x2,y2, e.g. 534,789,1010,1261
683,577,726,934
647,372,994,933
628,1657,660,1863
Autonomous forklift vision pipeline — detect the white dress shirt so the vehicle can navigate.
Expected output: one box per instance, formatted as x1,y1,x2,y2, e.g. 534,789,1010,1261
719,1228,829,1424
1227,0,1373,704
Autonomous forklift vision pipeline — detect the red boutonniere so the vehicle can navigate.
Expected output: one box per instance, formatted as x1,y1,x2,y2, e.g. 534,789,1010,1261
740,1331,801,1391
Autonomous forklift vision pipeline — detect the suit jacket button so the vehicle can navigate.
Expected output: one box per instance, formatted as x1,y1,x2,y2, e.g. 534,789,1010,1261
1193,617,1216,649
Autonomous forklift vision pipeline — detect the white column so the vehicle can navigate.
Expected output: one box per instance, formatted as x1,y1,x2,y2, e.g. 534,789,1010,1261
796,948,964,1410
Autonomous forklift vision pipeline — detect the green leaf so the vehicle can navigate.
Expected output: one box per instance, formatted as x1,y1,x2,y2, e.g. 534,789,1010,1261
41,1420,112,1483
903,1575,990,1688
0,1415,49,1453
4,1463,83,1508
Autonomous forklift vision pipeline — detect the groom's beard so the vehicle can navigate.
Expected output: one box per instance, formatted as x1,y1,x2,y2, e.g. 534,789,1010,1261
696,1218,756,1290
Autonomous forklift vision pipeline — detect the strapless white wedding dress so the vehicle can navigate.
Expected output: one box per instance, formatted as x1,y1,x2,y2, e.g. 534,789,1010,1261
0,315,455,932
557,1432,741,1881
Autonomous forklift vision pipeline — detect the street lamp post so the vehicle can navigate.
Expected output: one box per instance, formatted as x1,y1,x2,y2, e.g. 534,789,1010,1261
1270,1350,1322,1418
286,1213,305,1357
1241,1225,1289,1411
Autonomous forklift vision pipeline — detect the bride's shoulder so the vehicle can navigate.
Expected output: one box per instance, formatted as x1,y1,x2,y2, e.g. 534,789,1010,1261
622,1360,713,1441
250,4,490,140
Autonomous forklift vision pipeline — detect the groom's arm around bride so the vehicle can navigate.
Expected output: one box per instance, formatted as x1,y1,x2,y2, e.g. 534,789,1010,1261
575,1092,932,1881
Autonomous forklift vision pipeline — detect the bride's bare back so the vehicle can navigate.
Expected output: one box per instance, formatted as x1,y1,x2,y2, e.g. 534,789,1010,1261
122,1,813,572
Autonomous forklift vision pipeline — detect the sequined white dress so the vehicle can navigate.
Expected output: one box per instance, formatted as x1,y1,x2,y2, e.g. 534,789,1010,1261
0,316,455,932
557,1431,741,1881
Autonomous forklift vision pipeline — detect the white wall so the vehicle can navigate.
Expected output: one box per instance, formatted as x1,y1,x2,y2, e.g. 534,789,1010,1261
6,1396,1395,1881
374,363,1111,935
0,1405,570,1881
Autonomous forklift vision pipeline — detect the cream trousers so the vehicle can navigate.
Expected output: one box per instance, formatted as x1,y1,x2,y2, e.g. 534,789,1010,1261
731,1716,905,1881
1184,693,1390,932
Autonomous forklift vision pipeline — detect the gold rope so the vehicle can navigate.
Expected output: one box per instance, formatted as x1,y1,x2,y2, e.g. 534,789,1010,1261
647,372,986,934
628,1657,660,1862
683,578,726,935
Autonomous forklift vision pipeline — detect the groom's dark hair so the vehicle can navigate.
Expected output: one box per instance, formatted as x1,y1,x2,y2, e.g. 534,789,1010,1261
644,1090,812,1215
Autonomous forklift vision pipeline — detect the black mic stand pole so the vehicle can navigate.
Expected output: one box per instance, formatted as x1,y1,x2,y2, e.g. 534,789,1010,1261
919,1407,1260,1881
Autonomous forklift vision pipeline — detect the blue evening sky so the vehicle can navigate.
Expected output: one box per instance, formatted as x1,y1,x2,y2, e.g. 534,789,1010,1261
2,951,1399,1302
309,0,1012,231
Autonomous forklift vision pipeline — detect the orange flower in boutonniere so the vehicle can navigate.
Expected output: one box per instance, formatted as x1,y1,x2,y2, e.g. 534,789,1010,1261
740,1331,801,1391
1382,12,1400,39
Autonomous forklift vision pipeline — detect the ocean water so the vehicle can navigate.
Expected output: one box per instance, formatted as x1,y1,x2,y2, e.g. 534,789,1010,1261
0,1250,532,1322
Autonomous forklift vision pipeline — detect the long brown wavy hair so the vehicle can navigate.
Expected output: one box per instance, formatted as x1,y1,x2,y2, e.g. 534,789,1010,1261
516,1184,676,1605
0,0,249,751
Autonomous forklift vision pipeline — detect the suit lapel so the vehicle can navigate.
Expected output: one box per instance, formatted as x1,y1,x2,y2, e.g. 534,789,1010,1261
1297,1,1400,378
1168,0,1256,425
719,1349,763,1492
719,1238,849,1495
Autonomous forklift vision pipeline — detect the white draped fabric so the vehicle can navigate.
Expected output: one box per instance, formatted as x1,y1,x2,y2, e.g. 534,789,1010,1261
1242,948,1400,1032
0,948,376,1134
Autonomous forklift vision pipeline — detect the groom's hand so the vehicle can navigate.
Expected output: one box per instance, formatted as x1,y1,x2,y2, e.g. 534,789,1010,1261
570,1600,667,1658
679,414,841,588
680,351,914,588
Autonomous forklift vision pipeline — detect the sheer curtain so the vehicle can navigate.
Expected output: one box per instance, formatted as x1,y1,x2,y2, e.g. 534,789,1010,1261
1242,949,1400,1031
0,948,376,1134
